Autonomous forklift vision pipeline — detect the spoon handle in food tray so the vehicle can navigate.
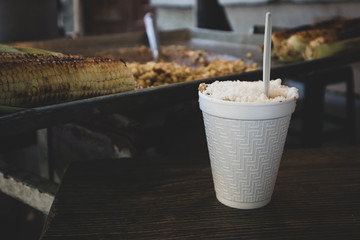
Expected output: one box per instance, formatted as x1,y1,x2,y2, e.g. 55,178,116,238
144,12,160,62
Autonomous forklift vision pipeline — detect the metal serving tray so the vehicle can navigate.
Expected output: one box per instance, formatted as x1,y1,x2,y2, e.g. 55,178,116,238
1,28,359,138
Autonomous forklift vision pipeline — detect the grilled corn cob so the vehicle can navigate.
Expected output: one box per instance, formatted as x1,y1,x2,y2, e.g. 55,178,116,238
0,43,63,55
0,56,135,107
272,17,360,62
0,52,80,63
304,36,360,60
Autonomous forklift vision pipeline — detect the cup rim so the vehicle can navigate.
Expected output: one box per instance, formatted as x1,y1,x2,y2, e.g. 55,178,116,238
198,91,297,106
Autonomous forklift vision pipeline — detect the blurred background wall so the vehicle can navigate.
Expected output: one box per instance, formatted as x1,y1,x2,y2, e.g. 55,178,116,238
151,0,360,33
0,0,60,42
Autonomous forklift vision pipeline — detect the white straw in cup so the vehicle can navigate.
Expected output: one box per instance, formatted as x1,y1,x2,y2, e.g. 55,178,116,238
263,12,272,98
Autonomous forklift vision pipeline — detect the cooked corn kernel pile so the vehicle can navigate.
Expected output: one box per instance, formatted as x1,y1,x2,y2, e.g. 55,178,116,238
97,45,259,89
129,58,258,88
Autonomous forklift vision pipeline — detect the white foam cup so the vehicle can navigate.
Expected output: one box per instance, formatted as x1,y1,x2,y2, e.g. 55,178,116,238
199,91,296,209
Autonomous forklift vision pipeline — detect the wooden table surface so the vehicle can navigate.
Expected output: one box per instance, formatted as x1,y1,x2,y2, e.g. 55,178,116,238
41,146,360,239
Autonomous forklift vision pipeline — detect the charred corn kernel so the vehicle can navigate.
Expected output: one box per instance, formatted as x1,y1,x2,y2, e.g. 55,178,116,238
0,56,135,107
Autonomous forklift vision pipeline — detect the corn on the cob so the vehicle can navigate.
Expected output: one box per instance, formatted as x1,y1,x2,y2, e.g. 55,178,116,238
0,56,135,107
272,17,360,62
0,43,63,55
304,36,360,60
0,52,80,63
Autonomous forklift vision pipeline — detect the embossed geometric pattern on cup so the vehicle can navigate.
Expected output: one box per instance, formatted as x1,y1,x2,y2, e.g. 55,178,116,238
203,112,291,206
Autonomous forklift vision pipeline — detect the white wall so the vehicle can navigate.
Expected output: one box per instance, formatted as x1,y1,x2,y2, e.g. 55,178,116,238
219,1,360,33
150,0,196,31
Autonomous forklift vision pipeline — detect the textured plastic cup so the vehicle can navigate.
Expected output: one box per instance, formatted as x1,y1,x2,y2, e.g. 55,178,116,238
199,91,296,209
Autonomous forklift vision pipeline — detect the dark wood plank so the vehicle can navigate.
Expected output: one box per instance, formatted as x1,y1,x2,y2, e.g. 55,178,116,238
41,147,360,239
